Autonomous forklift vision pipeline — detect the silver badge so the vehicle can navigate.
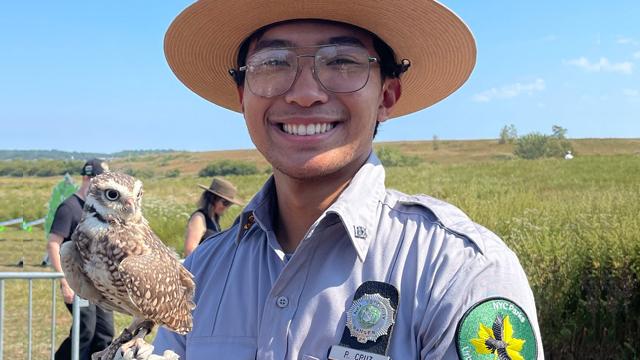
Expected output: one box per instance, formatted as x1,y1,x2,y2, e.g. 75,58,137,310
346,293,395,343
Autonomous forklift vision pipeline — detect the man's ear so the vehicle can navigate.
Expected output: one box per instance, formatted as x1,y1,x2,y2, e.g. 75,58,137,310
377,78,401,123
236,86,245,112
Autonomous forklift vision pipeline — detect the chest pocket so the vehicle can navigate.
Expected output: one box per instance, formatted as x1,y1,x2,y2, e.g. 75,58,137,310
186,336,257,360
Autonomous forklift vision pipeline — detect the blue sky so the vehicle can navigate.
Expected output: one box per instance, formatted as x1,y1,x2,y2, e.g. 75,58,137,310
1,1,638,153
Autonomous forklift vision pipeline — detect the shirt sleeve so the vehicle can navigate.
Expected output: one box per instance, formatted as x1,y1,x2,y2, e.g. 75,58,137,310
49,202,74,239
418,230,544,359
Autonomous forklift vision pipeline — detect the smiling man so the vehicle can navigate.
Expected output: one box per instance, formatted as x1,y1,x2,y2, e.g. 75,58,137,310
149,1,544,359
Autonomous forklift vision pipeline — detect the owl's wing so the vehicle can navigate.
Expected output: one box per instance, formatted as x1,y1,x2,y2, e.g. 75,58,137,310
60,241,125,312
119,251,195,334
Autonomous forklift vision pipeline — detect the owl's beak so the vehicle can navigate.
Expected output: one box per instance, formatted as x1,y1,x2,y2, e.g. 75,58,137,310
124,199,135,209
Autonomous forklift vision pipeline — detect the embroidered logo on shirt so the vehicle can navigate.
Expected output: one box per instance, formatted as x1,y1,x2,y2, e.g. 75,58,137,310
354,225,367,239
346,293,395,343
455,297,537,360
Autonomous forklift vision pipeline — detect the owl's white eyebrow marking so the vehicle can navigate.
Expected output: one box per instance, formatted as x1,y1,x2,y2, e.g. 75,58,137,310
133,180,143,197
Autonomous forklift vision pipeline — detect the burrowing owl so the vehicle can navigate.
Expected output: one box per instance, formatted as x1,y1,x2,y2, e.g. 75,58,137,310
60,172,195,360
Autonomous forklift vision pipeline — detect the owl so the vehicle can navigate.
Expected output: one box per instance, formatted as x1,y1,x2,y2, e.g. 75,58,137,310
60,172,195,360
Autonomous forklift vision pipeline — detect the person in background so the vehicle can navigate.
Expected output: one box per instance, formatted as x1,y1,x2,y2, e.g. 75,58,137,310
183,177,243,256
47,158,114,360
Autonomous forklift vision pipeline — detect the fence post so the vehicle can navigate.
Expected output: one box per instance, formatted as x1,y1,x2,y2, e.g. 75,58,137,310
72,295,80,360
0,279,4,360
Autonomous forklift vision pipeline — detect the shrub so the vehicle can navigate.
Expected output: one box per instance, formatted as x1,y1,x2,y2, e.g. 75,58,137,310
198,160,259,177
122,167,156,178
515,126,574,160
514,132,549,159
377,147,421,167
165,169,181,178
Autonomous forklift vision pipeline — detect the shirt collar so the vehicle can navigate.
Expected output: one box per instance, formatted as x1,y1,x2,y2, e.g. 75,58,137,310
324,152,386,262
236,152,387,262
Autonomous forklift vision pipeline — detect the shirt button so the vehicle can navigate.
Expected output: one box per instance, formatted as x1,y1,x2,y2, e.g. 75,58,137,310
276,296,289,308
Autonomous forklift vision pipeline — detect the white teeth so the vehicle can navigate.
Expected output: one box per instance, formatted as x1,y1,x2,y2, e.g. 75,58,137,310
306,124,315,135
282,122,335,136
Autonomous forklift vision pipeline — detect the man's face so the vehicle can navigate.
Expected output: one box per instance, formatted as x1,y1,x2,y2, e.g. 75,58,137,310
239,21,400,180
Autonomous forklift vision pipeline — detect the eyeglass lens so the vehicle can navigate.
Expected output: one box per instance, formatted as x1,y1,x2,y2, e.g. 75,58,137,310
244,45,374,97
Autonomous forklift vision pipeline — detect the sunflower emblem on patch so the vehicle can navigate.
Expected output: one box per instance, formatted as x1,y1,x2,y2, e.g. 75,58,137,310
456,298,538,360
470,314,525,360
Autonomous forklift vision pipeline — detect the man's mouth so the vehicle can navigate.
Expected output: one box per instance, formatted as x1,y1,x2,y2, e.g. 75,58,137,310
279,122,335,136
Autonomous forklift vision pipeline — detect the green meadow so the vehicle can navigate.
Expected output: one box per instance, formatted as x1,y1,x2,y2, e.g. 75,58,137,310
1,139,639,359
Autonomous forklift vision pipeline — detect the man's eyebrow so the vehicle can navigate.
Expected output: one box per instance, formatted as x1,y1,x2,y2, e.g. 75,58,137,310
252,39,297,52
252,36,366,52
325,36,366,48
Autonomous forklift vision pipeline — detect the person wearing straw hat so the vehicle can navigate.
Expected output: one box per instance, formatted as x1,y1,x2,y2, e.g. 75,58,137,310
137,1,545,359
183,177,243,256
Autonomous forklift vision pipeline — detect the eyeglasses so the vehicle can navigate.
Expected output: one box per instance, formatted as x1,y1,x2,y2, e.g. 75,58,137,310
232,44,378,98
221,199,232,207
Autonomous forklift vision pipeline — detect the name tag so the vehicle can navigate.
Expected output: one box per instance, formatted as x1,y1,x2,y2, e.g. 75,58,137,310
328,345,390,360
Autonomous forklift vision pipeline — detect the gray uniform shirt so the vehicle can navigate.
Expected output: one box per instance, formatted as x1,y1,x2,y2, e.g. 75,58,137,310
154,153,543,359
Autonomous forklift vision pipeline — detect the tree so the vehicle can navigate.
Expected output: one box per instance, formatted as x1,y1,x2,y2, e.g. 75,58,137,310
432,135,440,151
499,124,518,144
551,125,568,139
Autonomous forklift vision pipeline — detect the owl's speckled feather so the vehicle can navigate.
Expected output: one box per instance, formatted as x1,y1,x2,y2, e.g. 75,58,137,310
61,172,195,335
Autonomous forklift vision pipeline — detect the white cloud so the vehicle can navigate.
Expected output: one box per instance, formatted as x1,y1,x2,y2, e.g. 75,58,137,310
472,78,545,103
617,36,639,45
564,57,633,74
541,34,558,42
634,51,640,59
623,89,640,97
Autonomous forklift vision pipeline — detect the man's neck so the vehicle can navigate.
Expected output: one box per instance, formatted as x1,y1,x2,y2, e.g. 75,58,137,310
76,180,91,201
272,156,369,253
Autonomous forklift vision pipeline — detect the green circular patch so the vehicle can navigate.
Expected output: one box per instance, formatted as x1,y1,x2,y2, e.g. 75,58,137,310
455,297,537,360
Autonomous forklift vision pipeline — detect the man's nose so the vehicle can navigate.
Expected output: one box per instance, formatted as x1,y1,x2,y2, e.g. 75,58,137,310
284,57,329,107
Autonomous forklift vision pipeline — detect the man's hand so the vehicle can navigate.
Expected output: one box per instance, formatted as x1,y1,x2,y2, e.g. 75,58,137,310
113,338,179,360
61,283,75,304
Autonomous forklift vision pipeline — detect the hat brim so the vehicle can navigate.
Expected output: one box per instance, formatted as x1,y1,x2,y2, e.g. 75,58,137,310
197,184,244,205
164,0,476,118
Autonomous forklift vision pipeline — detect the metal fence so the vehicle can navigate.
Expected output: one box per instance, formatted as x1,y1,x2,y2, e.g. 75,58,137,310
0,272,80,360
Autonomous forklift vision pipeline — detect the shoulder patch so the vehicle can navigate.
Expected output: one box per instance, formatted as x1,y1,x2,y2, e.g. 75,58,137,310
455,297,537,360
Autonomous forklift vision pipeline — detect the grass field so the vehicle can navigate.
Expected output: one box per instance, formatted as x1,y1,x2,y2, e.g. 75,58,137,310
1,139,639,358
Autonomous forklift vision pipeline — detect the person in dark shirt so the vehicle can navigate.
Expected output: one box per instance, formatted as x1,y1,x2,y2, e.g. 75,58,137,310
46,158,115,360
183,177,243,256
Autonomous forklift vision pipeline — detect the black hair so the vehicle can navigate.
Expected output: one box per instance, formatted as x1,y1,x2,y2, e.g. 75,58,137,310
197,190,223,224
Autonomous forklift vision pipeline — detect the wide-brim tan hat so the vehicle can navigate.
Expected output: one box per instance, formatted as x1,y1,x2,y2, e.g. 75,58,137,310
164,0,476,119
198,177,244,205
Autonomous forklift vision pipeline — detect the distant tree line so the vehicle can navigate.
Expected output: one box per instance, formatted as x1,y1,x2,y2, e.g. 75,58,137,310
0,149,177,161
0,159,84,177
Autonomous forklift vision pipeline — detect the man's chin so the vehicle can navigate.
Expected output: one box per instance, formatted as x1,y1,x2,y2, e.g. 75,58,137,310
271,158,343,181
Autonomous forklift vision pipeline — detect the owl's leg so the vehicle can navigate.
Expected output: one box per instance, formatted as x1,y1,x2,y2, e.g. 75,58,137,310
113,319,156,357
90,317,152,360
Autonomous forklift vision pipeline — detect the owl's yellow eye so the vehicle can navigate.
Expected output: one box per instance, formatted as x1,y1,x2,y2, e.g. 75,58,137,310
105,189,120,201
